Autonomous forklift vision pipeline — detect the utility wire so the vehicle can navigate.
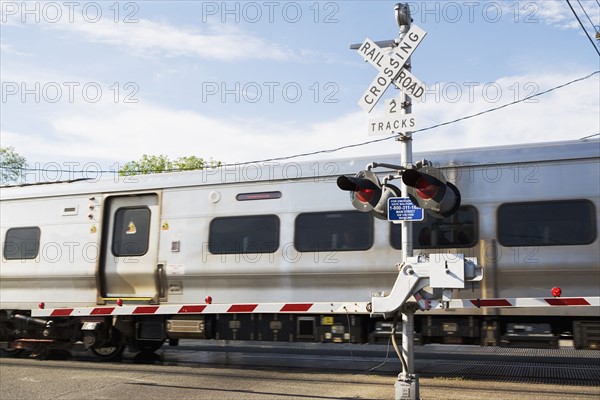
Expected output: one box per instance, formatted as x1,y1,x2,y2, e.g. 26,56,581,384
2,71,599,175
566,0,600,56
579,132,600,140
237,70,600,167
576,0,600,33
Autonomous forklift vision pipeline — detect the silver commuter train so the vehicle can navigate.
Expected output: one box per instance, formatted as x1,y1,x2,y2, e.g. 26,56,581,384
1,139,599,357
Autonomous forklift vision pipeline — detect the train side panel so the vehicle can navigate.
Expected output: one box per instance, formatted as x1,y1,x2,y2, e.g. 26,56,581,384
1,140,598,353
1,194,101,309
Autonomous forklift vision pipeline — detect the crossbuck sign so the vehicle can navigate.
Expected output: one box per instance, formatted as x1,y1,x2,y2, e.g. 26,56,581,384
356,24,427,134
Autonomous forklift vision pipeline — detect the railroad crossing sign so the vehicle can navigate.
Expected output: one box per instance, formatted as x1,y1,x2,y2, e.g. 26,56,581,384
369,98,418,135
357,25,427,114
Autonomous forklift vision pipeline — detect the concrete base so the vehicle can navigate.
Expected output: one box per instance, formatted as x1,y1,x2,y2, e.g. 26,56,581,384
395,375,419,400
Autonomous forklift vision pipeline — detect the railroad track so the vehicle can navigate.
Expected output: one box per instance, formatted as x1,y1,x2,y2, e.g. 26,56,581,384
9,341,597,387
181,345,600,386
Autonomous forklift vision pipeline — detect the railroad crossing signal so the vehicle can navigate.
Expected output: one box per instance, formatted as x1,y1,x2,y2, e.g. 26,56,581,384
369,98,418,135
357,25,427,114
402,166,461,219
337,170,401,220
347,6,441,398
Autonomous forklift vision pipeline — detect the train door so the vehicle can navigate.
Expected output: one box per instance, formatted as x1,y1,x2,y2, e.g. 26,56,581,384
100,193,161,303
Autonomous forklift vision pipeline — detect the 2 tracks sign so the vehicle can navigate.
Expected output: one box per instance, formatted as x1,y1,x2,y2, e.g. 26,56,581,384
355,24,427,135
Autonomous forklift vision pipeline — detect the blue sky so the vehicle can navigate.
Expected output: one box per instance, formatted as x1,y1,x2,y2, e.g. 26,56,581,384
1,0,599,175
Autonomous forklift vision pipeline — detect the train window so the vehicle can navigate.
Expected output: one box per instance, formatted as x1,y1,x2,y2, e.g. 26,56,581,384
497,200,596,246
112,207,151,257
390,206,478,249
3,227,41,260
294,211,373,252
208,215,280,254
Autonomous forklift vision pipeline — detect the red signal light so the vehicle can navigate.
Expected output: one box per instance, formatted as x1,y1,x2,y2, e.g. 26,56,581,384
336,171,401,219
415,178,438,199
356,188,375,203
402,166,461,219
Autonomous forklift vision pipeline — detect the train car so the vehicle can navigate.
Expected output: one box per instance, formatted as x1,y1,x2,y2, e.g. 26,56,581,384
1,139,599,358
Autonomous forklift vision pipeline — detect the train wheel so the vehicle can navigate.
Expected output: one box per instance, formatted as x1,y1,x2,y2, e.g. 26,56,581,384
91,344,125,361
0,347,24,358
136,340,164,354
0,319,23,357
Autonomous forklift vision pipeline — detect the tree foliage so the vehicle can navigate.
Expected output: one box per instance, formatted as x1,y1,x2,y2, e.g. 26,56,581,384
119,154,221,176
0,146,27,185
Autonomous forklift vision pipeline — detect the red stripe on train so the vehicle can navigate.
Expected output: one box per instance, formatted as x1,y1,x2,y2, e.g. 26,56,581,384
133,306,160,314
227,304,258,313
90,307,115,315
178,305,207,313
50,309,74,316
280,303,313,312
545,298,590,306
469,299,512,307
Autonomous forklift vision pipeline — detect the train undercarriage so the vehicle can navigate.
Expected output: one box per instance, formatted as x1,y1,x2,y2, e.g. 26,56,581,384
1,309,598,360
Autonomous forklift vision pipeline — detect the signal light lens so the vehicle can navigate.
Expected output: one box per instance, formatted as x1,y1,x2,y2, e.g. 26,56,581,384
415,178,438,199
356,188,375,203
402,166,461,219
551,287,562,298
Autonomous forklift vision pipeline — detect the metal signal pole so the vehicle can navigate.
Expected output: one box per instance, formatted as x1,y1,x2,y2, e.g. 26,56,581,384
396,3,414,274
395,4,419,400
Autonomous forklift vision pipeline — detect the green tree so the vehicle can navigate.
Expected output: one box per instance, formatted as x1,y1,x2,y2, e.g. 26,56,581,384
0,146,27,185
119,154,221,176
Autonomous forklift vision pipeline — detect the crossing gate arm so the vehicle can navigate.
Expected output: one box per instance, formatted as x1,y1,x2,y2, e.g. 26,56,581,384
427,296,600,310
29,297,599,318
31,302,372,317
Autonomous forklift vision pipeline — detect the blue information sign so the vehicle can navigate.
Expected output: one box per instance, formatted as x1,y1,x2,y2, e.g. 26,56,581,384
388,197,424,222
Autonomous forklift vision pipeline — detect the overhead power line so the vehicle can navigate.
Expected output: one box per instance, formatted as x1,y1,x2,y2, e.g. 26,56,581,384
236,70,600,167
579,132,600,140
576,0,599,32
566,0,600,57
2,71,599,175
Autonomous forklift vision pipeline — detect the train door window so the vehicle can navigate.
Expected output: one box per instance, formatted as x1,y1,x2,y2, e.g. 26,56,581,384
497,200,596,246
208,215,279,254
294,211,373,252
112,207,151,257
390,206,478,249
3,227,41,260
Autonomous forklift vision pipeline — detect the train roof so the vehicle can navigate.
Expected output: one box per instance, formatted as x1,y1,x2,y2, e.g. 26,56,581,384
1,139,598,200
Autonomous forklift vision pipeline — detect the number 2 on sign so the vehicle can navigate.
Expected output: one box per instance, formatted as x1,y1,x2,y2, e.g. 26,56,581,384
386,98,400,114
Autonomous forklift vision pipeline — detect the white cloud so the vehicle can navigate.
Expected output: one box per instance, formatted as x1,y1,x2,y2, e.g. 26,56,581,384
533,0,592,30
412,70,599,152
0,40,12,53
50,18,297,62
4,69,598,173
0,37,32,57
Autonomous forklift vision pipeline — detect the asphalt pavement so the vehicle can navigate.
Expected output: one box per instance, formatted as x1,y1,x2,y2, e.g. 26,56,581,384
2,357,599,400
